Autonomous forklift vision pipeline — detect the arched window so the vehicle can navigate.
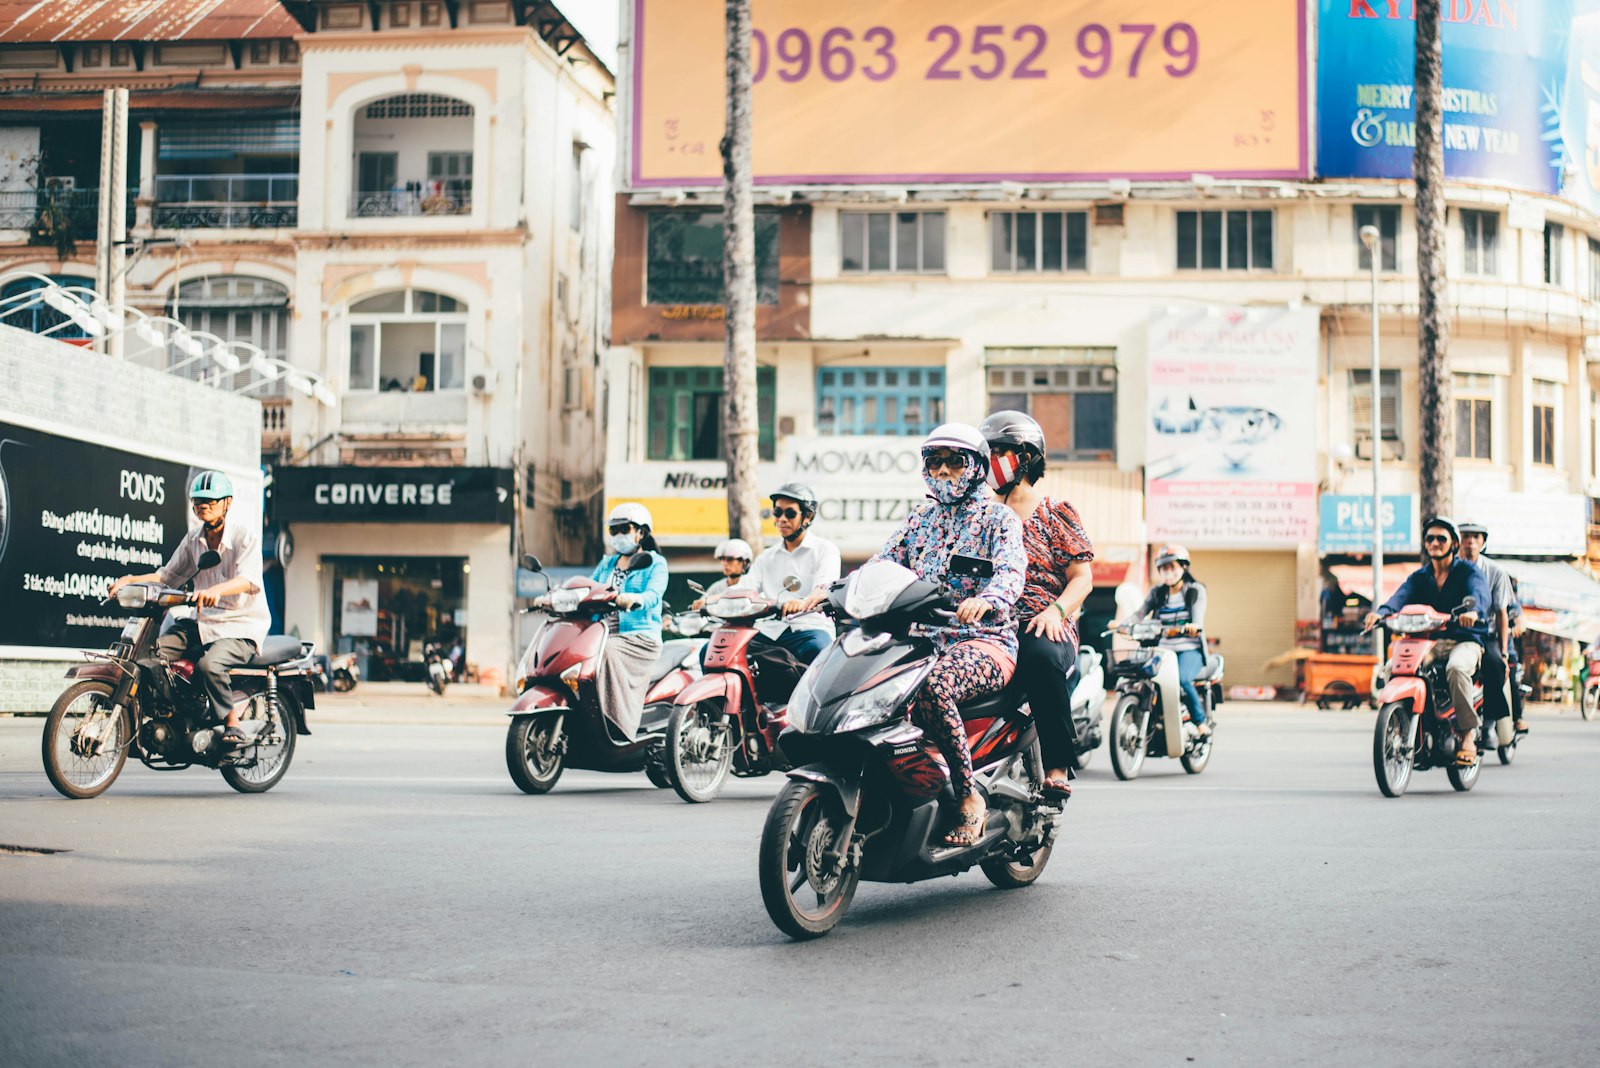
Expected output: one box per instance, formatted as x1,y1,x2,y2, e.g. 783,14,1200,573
351,94,474,217
171,276,290,394
0,274,93,337
348,289,467,393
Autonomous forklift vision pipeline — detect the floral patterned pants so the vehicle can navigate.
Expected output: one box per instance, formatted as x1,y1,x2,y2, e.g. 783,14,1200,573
910,643,1008,800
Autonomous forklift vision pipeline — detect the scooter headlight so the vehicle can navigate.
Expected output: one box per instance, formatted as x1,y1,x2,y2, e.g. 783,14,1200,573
833,667,927,733
549,588,585,614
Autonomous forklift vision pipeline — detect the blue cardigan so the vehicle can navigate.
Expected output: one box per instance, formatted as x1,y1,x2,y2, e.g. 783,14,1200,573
591,551,669,635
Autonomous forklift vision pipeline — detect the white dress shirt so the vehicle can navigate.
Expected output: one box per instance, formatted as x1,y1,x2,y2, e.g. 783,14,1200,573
745,533,842,639
156,518,270,647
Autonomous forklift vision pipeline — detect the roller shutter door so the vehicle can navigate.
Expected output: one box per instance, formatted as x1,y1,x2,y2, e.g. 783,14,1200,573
1186,550,1297,688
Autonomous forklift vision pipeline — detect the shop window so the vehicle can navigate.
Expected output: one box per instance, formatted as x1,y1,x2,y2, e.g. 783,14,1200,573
646,209,779,305
328,556,467,680
816,367,945,436
1461,209,1498,276
1589,237,1600,301
1350,369,1401,453
173,276,291,395
1531,380,1561,467
1544,222,1565,286
347,288,467,393
1452,373,1493,461
990,211,1088,273
647,366,776,460
1176,209,1274,271
986,364,1116,461
840,211,946,274
0,273,93,337
1354,204,1399,272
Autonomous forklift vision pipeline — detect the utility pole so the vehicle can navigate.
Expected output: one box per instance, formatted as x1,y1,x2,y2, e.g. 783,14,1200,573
95,87,128,358
1414,0,1451,517
720,0,762,545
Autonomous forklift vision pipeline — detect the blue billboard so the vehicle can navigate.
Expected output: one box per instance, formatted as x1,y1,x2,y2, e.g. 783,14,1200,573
1319,494,1416,555
1317,0,1572,193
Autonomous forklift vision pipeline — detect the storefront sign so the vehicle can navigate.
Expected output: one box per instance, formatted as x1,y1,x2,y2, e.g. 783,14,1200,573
271,467,513,524
1145,305,1319,547
1319,494,1417,554
0,421,190,650
1471,492,1587,556
632,0,1307,185
1318,0,1572,192
341,578,379,637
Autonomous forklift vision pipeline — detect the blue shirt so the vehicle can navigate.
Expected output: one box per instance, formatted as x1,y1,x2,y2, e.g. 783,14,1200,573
1379,558,1492,646
591,552,669,636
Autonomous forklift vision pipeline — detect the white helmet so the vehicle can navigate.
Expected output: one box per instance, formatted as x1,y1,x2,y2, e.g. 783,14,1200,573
921,422,990,464
607,502,653,530
714,538,753,561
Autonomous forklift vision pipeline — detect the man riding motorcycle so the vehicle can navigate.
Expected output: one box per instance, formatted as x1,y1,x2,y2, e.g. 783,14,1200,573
107,471,270,744
692,538,754,609
1364,516,1493,764
1458,519,1525,734
742,483,842,667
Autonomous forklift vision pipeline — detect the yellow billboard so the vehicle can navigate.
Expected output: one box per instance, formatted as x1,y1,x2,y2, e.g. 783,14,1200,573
630,0,1306,185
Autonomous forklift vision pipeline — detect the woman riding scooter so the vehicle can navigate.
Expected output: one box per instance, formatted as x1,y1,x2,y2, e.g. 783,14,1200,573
981,410,1095,798
1130,546,1212,736
590,503,670,739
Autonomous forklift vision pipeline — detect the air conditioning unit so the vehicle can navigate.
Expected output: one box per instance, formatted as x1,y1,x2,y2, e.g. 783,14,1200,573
43,176,76,193
471,369,498,396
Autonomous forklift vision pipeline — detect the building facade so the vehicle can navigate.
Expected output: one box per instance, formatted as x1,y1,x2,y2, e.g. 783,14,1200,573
0,1,615,689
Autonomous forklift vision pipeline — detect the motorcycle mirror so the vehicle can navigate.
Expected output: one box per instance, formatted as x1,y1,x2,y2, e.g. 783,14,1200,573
1457,596,1476,612
688,580,706,594
523,554,543,573
782,576,802,592
197,550,222,571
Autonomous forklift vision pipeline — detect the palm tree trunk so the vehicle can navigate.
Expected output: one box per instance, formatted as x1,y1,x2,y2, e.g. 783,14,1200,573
1414,0,1452,517
720,0,762,545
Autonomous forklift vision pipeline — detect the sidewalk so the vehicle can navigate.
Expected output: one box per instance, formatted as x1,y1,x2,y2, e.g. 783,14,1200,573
311,682,509,726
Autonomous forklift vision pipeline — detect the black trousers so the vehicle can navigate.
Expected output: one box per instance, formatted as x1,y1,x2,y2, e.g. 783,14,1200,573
155,618,256,721
1480,643,1509,723
1017,629,1078,771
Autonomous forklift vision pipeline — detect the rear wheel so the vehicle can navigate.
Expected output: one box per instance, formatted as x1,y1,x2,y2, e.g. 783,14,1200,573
1583,684,1599,721
506,714,564,794
1372,701,1415,798
1497,741,1516,765
221,691,299,793
1180,730,1212,775
665,700,734,803
1446,747,1481,792
759,779,860,940
1108,695,1147,781
981,843,1053,888
41,681,129,800
331,670,356,693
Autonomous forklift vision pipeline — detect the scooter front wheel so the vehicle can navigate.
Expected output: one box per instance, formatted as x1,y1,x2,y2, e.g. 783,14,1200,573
1108,695,1147,781
42,681,129,800
759,779,860,940
1582,684,1599,721
665,700,733,803
506,714,564,794
1372,701,1414,798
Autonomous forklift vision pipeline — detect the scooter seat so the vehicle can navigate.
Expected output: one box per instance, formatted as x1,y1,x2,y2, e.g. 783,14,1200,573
957,677,1027,722
1192,653,1224,682
248,635,306,668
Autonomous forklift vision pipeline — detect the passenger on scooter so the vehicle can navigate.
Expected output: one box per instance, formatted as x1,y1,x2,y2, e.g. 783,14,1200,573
1130,546,1213,735
1457,519,1526,734
692,539,753,608
742,483,842,667
867,423,1026,847
591,503,670,739
1363,515,1492,764
981,410,1095,798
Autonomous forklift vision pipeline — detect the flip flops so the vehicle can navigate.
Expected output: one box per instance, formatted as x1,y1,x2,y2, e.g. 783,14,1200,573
1040,777,1073,800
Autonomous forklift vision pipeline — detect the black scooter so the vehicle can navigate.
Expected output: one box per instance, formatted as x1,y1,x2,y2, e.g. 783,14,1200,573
757,556,1063,939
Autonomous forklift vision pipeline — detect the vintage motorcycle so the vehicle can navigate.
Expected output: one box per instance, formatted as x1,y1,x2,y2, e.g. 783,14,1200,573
504,559,684,793
1068,643,1107,770
309,651,360,693
1369,600,1485,797
758,558,1064,940
1103,621,1222,780
42,551,313,799
423,641,454,695
662,582,806,803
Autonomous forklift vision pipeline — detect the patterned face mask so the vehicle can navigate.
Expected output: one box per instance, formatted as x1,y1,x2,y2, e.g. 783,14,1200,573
923,457,984,504
987,452,1021,493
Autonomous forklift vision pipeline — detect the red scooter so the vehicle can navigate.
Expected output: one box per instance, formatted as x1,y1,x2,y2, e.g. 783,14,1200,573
504,562,685,793
1370,599,1485,797
662,586,802,803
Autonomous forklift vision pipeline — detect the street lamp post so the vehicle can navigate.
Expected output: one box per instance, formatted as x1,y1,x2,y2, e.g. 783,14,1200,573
1360,224,1383,656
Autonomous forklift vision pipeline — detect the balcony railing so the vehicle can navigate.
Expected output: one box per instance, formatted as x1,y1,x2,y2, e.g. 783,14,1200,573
154,173,298,229
0,188,133,241
349,189,472,218
262,397,292,452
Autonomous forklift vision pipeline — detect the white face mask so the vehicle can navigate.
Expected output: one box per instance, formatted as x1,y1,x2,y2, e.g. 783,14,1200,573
609,532,639,556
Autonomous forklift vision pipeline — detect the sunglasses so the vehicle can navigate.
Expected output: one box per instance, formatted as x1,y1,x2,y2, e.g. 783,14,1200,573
1423,534,1450,545
922,451,968,472
607,523,635,535
191,499,225,510
772,507,802,520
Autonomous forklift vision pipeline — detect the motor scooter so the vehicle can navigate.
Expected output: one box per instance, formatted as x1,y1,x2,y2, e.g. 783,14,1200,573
1369,599,1485,797
424,642,451,695
1582,644,1600,721
504,559,676,793
1103,621,1222,779
1068,644,1107,770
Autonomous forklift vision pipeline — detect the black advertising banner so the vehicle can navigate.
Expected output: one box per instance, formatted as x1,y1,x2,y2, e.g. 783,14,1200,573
0,421,190,649
270,466,513,524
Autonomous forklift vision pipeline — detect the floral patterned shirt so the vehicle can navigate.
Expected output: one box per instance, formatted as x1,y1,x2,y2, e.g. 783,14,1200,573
872,495,1026,656
1017,496,1095,644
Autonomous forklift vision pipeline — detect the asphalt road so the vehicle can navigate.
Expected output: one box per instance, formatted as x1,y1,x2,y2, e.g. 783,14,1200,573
2,697,1597,1067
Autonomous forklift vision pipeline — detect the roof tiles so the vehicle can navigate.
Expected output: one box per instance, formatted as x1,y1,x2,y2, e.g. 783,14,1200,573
0,0,303,44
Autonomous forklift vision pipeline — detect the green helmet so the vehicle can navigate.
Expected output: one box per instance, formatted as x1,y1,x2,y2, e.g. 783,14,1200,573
189,470,234,501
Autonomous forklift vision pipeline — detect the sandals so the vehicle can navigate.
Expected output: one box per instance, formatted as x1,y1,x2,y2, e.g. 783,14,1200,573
1513,720,1529,734
221,725,249,745
1040,776,1073,800
944,807,986,847
1455,744,1479,766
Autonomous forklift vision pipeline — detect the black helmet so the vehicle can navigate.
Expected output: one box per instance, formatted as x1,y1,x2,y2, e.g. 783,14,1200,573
979,410,1046,492
770,482,818,517
1422,515,1460,552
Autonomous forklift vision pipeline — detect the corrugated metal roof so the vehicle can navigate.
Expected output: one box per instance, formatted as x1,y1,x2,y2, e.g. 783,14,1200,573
0,1,303,44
